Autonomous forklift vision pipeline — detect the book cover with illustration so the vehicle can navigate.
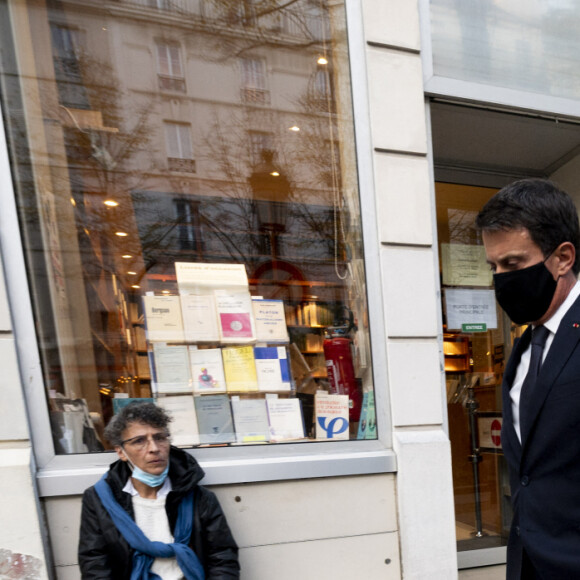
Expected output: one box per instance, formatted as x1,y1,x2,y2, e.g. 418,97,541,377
315,392,349,440
189,347,227,394
215,290,256,343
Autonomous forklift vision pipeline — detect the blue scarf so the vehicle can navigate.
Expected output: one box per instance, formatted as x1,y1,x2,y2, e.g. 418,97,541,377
94,474,205,580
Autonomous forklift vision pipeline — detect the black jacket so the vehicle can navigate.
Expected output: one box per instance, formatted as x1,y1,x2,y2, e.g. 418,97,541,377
78,446,239,579
502,295,580,578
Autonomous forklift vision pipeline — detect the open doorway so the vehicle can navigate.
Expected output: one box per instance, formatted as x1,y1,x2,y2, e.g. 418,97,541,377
431,100,580,562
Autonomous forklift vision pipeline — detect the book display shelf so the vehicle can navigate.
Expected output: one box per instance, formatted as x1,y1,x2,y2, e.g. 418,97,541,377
112,261,375,448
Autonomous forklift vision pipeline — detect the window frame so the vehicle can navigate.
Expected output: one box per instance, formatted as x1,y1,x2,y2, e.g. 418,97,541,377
0,1,396,498
164,121,194,160
240,56,270,104
418,0,580,119
156,41,186,92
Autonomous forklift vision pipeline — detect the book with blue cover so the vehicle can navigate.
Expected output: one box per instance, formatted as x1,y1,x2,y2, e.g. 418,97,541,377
254,346,291,391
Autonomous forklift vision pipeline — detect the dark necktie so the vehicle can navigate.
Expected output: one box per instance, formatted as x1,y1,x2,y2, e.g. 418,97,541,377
519,325,550,436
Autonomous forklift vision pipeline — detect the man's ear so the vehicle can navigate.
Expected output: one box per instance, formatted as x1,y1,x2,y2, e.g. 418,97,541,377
115,445,128,462
554,241,576,276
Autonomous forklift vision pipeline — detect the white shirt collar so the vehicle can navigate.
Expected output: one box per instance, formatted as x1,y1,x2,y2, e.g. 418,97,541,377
123,476,172,498
540,280,580,335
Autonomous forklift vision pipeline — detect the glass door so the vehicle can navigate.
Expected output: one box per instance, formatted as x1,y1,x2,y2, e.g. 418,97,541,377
436,182,525,554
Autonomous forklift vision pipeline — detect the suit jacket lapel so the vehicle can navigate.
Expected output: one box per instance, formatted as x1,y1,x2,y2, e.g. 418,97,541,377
520,297,580,447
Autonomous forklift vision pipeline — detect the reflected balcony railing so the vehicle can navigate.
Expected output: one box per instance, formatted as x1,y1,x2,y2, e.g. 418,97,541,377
114,0,328,42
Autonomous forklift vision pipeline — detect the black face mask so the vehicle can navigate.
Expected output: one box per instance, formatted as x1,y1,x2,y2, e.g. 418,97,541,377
493,260,557,325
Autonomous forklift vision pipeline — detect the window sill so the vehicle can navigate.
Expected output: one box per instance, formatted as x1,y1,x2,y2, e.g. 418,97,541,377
36,440,396,496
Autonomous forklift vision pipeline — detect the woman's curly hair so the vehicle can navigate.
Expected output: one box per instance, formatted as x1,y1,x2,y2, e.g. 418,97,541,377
104,401,172,446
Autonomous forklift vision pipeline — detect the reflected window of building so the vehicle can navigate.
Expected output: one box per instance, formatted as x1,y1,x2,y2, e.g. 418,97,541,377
0,0,376,455
149,0,170,10
240,57,269,104
249,132,273,165
164,122,195,173
156,42,185,92
174,199,201,253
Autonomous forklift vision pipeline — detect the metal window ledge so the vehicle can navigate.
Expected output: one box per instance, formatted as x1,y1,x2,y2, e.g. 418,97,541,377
36,440,397,497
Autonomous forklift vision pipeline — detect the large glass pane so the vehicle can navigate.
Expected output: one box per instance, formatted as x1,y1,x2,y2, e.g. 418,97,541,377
0,0,375,453
430,0,580,100
436,183,517,552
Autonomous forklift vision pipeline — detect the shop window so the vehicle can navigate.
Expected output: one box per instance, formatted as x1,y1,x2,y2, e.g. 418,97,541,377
164,122,196,173
0,0,376,455
156,42,185,92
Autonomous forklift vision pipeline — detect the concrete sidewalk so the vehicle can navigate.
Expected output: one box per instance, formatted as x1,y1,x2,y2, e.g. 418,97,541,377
459,565,505,579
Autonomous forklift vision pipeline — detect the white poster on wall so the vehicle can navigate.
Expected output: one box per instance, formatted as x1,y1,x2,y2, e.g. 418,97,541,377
445,288,497,330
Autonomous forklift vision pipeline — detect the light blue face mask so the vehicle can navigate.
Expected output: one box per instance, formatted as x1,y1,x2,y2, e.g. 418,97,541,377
126,459,169,488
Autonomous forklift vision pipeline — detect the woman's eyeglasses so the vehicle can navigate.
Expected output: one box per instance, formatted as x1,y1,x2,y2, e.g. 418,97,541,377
121,432,170,450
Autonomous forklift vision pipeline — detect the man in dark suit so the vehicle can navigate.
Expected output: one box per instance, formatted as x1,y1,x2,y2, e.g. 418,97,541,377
476,178,580,579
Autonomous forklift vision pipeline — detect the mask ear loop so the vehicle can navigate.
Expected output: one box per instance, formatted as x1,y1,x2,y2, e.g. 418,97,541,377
120,443,136,472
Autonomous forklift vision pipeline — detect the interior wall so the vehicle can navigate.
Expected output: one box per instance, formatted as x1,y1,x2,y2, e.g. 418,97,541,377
550,154,580,208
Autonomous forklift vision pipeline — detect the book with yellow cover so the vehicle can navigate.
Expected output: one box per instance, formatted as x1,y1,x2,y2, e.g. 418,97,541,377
222,345,258,392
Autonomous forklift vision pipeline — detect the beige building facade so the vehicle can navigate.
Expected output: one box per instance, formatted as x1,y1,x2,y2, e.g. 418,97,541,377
4,1,580,579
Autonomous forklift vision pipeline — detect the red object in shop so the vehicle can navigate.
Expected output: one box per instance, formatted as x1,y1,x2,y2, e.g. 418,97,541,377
323,308,362,422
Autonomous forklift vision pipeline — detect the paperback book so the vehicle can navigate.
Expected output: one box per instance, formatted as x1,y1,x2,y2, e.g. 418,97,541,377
142,295,184,342
222,345,259,392
231,397,270,443
252,299,289,343
315,392,349,440
254,346,291,391
189,347,227,394
180,293,220,342
194,394,235,444
157,395,200,447
152,343,192,394
215,289,256,343
357,391,377,440
266,397,305,442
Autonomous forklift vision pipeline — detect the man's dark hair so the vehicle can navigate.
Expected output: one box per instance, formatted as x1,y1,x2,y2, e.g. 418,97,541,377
476,178,580,275
104,402,172,447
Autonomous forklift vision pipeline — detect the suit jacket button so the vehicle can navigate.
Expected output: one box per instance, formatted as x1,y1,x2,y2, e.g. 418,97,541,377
521,476,529,486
